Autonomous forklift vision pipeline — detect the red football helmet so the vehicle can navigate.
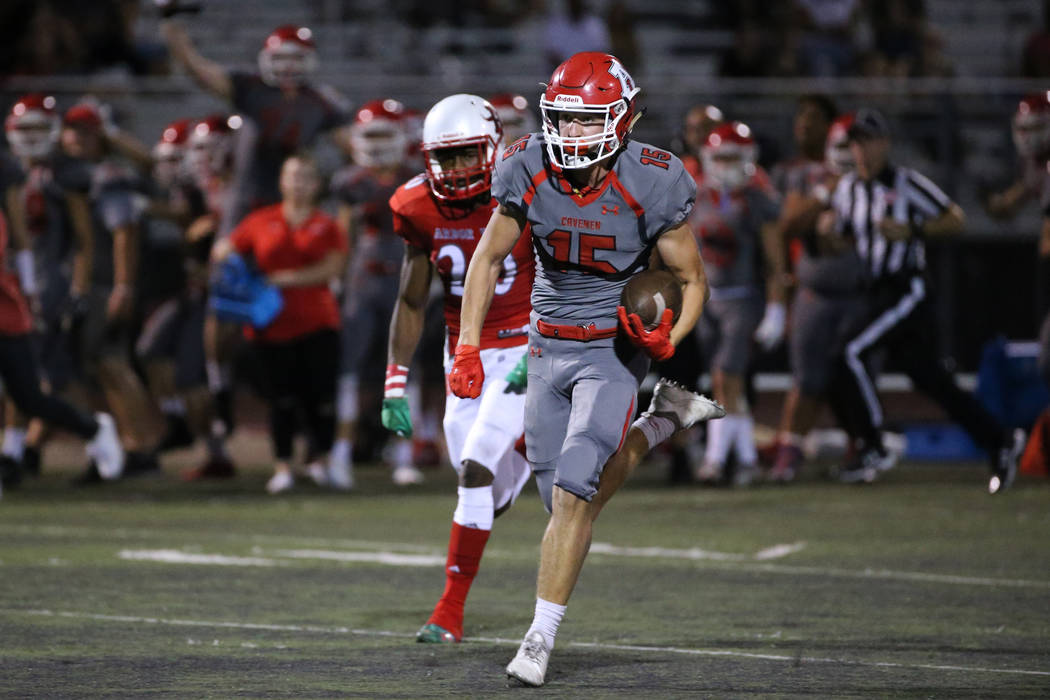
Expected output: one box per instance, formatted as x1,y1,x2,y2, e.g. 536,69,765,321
258,25,317,87
539,52,640,169
487,93,537,145
152,118,193,188
6,94,60,161
701,122,758,191
1013,92,1050,158
825,112,856,175
186,114,239,178
350,98,408,169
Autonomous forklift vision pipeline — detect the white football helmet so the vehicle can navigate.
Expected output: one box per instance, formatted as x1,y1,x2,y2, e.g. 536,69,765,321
701,122,757,191
421,94,503,201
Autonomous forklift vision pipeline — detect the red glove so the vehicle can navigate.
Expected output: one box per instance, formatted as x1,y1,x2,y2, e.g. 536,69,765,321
617,306,675,361
448,344,484,398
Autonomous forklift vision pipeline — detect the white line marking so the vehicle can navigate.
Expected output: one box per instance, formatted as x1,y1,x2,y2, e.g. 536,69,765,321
8,609,1049,678
117,550,283,567
754,543,808,560
591,541,806,561
272,549,446,567
15,525,1048,590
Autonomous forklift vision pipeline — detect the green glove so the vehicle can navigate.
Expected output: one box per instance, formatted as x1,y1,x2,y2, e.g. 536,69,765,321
503,352,528,394
381,397,413,437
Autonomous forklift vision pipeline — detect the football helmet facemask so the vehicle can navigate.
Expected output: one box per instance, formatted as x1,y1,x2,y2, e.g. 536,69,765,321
825,112,856,175
350,99,408,169
258,25,317,87
702,122,757,191
421,94,502,202
539,52,640,170
1013,92,1050,158
6,94,60,161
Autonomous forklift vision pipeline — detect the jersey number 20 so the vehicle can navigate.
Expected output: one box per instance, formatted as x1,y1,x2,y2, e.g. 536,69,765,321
437,244,517,297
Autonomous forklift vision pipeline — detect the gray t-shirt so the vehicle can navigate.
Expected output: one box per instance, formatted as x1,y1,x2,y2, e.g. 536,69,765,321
492,134,695,321
690,179,779,291
221,72,351,234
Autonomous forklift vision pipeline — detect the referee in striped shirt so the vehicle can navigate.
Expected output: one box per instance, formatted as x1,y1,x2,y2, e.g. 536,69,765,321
823,108,1024,493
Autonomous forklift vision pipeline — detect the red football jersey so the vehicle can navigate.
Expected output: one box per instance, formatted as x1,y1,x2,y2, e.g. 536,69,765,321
230,204,347,343
0,211,32,336
390,174,533,352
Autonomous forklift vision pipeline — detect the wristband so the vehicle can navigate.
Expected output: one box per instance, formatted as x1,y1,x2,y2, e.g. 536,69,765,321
384,364,409,398
14,250,36,295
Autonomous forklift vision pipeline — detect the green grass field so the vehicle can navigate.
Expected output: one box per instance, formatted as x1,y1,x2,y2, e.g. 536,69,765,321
2,438,1049,698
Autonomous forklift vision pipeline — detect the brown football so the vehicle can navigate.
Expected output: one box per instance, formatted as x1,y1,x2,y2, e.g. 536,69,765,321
620,269,683,330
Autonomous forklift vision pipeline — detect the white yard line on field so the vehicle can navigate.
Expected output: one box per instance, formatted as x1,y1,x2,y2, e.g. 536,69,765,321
117,550,284,567
12,523,1049,589
7,608,1049,678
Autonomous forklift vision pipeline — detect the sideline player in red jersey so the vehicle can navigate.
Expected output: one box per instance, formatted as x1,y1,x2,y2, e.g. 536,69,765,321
454,53,723,685
384,94,535,643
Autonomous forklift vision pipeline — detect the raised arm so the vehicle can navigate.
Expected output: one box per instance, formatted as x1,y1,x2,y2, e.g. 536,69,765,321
654,220,708,347
456,205,525,348
160,19,233,101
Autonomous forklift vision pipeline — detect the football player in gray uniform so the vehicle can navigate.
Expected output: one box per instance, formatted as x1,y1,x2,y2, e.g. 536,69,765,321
453,52,722,686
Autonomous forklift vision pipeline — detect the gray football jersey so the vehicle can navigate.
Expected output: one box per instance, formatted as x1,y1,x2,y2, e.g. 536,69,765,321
690,179,779,290
492,135,695,320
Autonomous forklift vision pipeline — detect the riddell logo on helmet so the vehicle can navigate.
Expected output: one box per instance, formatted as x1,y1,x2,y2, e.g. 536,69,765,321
554,95,584,106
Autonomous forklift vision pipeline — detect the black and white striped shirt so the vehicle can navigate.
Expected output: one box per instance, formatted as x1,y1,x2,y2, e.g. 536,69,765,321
831,165,952,280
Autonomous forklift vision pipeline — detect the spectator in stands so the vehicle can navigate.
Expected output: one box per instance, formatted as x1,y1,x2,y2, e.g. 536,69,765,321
211,155,347,494
1022,0,1050,78
543,0,610,70
606,1,640,73
793,0,861,76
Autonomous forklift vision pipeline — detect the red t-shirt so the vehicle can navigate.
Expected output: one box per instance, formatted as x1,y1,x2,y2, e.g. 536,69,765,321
0,211,32,336
230,204,346,343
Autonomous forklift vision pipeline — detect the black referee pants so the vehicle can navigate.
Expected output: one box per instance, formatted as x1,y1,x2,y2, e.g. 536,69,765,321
255,329,339,461
830,275,1004,453
0,333,97,440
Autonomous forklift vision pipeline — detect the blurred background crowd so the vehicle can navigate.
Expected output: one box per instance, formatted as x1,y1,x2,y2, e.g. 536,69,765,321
0,0,1047,494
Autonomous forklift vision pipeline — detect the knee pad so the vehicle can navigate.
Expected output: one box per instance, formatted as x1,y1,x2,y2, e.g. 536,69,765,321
533,467,556,514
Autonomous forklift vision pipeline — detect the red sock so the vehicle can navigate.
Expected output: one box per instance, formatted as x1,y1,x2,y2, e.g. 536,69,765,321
428,522,490,640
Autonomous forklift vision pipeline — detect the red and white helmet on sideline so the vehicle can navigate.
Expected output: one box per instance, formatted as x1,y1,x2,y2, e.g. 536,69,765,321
539,52,640,170
421,94,503,202
350,98,408,169
825,112,856,175
701,122,758,191
1012,92,1050,158
187,114,240,177
152,118,193,188
488,93,537,145
6,94,60,161
258,25,317,87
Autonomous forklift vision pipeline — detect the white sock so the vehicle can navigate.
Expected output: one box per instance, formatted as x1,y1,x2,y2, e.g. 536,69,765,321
1,428,26,460
452,485,494,530
528,598,566,650
703,414,732,467
205,361,229,393
330,438,352,468
337,375,358,423
419,410,440,442
391,439,412,468
733,413,757,466
633,414,675,450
